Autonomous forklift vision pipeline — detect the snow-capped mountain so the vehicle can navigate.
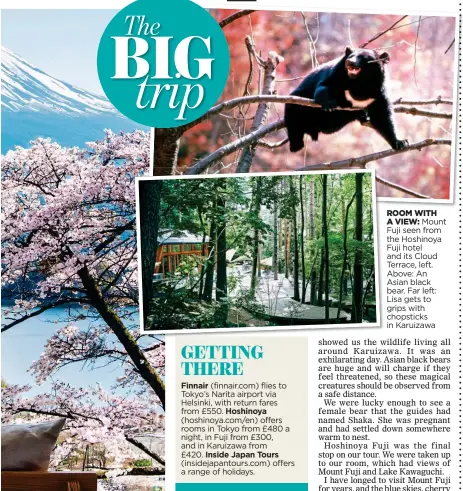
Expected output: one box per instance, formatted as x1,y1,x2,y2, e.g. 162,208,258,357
1,47,142,152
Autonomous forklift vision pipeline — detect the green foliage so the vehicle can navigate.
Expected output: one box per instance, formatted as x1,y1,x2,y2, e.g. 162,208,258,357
148,172,376,328
133,459,152,468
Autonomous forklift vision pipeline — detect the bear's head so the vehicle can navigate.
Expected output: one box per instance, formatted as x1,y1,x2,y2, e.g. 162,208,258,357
344,47,390,80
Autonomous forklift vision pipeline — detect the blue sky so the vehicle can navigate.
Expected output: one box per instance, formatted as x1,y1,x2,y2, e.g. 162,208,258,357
2,308,127,395
2,10,116,95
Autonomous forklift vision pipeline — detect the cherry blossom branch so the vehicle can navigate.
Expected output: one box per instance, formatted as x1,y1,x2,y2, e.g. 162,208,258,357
125,435,165,466
9,406,104,425
94,219,136,253
1,299,86,333
78,265,166,408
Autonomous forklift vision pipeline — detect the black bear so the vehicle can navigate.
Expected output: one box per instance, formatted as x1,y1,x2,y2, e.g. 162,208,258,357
284,47,408,153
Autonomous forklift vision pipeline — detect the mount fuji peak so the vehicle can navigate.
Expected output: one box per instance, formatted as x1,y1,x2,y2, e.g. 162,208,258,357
1,47,142,152
2,47,117,116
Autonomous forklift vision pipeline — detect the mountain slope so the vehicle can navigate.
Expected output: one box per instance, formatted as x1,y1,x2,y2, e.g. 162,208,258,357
1,47,143,152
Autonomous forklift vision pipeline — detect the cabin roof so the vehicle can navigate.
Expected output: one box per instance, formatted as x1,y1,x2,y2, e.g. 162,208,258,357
158,230,209,245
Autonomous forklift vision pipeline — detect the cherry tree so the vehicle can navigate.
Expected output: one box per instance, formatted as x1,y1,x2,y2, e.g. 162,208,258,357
1,130,165,468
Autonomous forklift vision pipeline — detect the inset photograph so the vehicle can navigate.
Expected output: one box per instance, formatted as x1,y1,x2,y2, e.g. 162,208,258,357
137,170,379,332
152,10,457,202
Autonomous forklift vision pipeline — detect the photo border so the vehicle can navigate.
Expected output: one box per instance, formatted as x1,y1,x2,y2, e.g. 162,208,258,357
136,168,381,334
148,7,459,205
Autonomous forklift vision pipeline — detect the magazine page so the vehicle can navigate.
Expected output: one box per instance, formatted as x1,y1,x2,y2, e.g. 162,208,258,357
0,0,460,491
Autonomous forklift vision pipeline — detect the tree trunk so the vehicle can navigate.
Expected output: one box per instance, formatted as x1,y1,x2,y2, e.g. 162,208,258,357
337,191,356,322
284,219,289,279
197,208,207,299
152,128,180,176
78,266,166,408
290,177,300,302
287,220,292,276
317,251,324,306
352,173,364,323
309,180,317,305
322,175,330,322
203,215,216,302
299,176,306,303
215,184,228,325
138,180,163,324
82,445,89,471
250,177,262,296
273,202,278,280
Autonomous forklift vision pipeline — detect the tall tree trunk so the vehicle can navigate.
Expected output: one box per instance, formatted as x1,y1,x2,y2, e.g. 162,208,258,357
287,220,292,276
138,180,163,324
299,176,306,303
309,180,317,305
284,219,289,279
273,203,279,280
203,215,216,302
82,445,89,471
250,177,263,297
152,128,180,176
352,173,364,323
290,177,300,302
337,191,356,322
216,184,228,325
78,266,166,408
322,175,330,322
197,208,207,299
317,249,324,306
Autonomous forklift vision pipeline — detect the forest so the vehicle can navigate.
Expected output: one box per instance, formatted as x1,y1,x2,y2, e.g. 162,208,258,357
152,10,456,201
140,172,377,330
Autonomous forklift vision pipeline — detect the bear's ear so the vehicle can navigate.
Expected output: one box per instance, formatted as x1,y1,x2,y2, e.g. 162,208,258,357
379,52,390,64
345,46,353,56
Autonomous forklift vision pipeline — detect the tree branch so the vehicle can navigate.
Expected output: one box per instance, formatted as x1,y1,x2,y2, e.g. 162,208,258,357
78,265,166,408
236,44,284,172
258,137,289,148
185,104,451,177
178,93,453,137
444,38,455,54
179,94,357,136
394,106,452,119
125,435,165,467
393,97,453,105
1,300,82,333
185,120,285,174
219,10,256,28
359,15,408,48
296,138,451,172
375,174,430,199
